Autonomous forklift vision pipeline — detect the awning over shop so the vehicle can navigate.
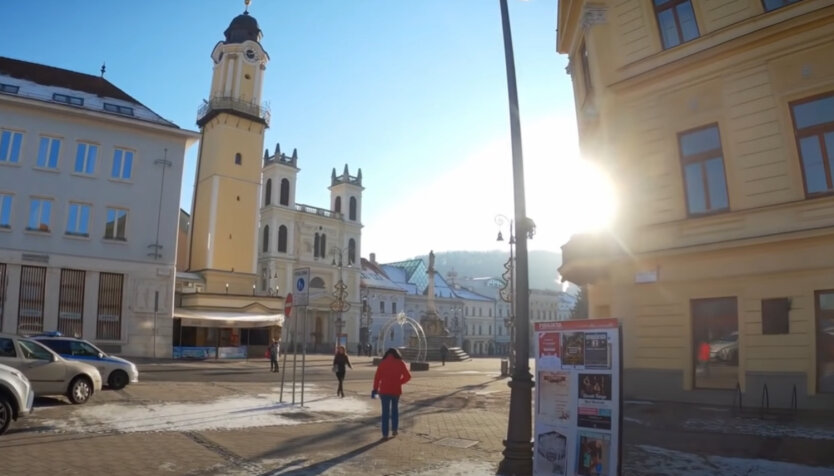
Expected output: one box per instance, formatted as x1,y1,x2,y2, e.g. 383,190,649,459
174,308,285,328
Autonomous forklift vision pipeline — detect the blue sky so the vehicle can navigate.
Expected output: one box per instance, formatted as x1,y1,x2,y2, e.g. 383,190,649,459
2,1,610,263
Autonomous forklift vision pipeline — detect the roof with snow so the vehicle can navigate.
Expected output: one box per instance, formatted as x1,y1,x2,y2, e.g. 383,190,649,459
377,259,493,302
360,258,406,292
0,56,180,128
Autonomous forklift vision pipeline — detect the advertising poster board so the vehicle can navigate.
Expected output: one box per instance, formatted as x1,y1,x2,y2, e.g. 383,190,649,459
533,318,622,476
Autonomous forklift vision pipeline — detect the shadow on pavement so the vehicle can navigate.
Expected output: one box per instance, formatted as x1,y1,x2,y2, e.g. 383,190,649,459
265,439,387,476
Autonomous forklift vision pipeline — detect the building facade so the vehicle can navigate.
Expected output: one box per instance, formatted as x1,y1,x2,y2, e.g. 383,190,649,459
557,0,834,408
0,56,198,356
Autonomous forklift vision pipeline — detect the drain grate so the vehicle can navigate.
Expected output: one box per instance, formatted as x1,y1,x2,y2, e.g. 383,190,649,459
433,437,479,449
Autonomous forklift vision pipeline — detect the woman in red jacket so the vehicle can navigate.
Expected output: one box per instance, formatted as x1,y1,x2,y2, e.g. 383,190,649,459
373,348,411,439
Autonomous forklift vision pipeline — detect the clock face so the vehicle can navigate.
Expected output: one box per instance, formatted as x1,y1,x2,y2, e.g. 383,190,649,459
244,48,258,62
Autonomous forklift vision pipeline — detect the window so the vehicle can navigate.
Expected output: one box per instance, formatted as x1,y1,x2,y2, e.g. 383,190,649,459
74,142,98,175
37,137,61,169
816,290,834,393
103,103,134,116
104,208,127,240
262,225,270,253
18,265,46,334
310,277,325,289
0,194,11,228
580,41,592,95
763,0,801,12
0,130,23,164
762,298,790,335
319,234,327,258
349,196,357,220
0,337,14,357
278,225,287,252
53,93,83,106
0,263,6,328
678,124,729,215
18,340,53,360
334,196,341,213
58,269,85,337
348,238,356,265
691,297,738,389
280,178,290,205
392,302,397,314
96,272,123,340
0,83,19,94
790,93,834,196
235,153,242,165
27,198,52,232
654,0,699,49
380,301,385,313
111,148,133,180
66,203,91,237
265,179,272,205
314,233,320,258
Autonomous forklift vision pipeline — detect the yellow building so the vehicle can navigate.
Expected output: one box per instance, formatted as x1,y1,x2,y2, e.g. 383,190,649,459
175,6,284,357
557,0,834,408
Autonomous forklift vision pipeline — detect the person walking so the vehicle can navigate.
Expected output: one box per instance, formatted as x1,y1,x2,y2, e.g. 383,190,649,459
269,339,280,373
372,348,412,440
440,344,449,366
333,345,352,398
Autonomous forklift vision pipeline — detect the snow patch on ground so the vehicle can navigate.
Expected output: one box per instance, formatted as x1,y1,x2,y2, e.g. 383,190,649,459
449,370,486,375
684,417,834,440
626,445,834,476
37,387,371,434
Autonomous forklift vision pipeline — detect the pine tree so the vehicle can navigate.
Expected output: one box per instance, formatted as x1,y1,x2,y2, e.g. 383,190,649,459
571,286,589,319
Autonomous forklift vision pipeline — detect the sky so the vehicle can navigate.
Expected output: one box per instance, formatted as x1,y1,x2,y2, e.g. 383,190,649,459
1,0,615,263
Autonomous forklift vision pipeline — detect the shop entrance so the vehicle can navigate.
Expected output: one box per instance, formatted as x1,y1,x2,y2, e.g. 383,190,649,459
691,297,738,389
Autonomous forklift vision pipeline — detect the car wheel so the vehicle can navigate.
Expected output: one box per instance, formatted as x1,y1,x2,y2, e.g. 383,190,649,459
0,395,11,435
67,376,93,404
108,370,129,390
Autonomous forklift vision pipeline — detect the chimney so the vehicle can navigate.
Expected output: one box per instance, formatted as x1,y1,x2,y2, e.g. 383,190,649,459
370,253,376,264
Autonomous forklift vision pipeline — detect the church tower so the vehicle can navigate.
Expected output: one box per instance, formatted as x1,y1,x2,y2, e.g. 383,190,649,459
330,165,364,266
188,3,270,294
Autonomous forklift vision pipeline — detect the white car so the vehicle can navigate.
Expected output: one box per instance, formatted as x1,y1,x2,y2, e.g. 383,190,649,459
0,362,35,435
33,334,139,390
0,334,102,404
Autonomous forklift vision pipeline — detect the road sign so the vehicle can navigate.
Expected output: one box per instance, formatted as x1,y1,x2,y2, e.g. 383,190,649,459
284,293,293,316
293,268,310,306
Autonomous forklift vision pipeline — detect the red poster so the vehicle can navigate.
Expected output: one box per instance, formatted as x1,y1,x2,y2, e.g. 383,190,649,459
539,332,561,358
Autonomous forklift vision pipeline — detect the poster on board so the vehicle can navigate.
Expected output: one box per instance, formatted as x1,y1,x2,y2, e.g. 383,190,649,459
533,318,622,476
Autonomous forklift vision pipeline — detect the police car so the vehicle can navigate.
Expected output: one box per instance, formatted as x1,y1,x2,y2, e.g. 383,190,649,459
32,333,138,390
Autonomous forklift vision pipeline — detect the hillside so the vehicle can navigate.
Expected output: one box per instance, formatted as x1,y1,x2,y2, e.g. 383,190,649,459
412,250,564,291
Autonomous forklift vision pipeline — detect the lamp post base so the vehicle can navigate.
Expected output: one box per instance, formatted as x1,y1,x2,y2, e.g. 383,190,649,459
497,374,534,475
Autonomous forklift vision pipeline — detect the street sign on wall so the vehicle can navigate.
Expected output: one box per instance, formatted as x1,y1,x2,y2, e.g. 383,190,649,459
293,268,310,306
533,318,622,476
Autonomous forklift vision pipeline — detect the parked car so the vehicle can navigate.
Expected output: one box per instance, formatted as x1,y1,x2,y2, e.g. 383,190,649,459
0,333,102,404
32,333,138,390
0,362,35,435
709,331,739,363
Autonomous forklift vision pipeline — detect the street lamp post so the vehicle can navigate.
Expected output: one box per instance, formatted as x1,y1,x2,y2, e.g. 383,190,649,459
330,247,352,350
361,289,373,352
495,214,516,375
497,0,535,473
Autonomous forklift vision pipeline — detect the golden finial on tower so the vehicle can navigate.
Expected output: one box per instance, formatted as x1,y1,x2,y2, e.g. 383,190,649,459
244,0,251,13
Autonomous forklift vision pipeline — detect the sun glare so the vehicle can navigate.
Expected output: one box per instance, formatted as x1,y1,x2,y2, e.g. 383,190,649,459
557,159,617,235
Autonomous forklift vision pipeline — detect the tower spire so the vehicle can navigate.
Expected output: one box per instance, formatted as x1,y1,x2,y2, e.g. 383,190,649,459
244,0,251,13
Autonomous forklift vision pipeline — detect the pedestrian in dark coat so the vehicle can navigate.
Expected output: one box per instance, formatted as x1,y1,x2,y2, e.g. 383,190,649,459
269,339,280,372
333,345,353,398
440,344,449,366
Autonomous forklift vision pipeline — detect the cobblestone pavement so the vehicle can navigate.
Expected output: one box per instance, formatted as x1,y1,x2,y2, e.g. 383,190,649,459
2,356,833,475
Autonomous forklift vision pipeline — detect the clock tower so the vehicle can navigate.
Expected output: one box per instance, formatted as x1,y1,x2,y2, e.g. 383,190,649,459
188,4,270,294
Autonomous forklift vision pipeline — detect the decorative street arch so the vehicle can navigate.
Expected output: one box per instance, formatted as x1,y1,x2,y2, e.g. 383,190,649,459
376,312,427,362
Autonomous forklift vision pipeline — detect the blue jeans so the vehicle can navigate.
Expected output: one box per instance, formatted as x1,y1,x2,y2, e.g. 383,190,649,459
379,394,399,437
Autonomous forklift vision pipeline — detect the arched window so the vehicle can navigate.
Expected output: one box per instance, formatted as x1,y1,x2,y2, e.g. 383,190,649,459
264,179,272,206
310,277,325,289
262,225,269,253
348,238,356,265
320,234,326,258
235,153,242,165
349,196,357,220
280,178,290,205
380,301,385,313
278,225,287,252
334,196,341,213
314,233,320,258
392,302,397,314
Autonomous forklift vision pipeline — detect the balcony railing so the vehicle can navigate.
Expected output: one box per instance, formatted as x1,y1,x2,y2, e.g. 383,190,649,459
197,97,270,126
295,203,343,220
